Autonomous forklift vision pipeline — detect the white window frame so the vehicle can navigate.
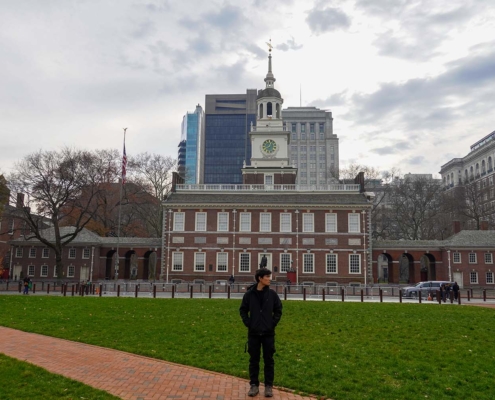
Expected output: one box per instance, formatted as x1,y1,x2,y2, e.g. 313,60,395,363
280,213,292,232
485,253,493,264
303,253,314,273
303,213,314,233
67,265,75,278
259,213,272,232
240,253,251,272
68,248,76,259
349,254,361,274
264,174,274,185
348,213,360,233
194,252,206,272
8,219,14,235
325,213,337,232
195,212,207,232
470,271,478,284
41,265,48,277
29,248,36,258
453,252,461,263
217,212,229,232
486,272,494,285
28,265,35,276
82,248,90,259
173,212,185,231
216,252,228,272
280,253,292,273
53,266,58,278
326,254,338,274
469,253,477,264
42,248,49,258
172,252,183,271
240,212,251,232
15,247,23,258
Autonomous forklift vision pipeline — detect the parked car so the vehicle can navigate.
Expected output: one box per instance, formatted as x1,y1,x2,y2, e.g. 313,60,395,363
402,281,454,299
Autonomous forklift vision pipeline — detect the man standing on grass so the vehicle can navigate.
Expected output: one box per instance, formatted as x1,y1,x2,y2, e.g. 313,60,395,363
240,268,283,398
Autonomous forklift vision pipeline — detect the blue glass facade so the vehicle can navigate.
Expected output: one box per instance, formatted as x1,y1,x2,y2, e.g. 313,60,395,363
185,113,199,184
204,114,256,184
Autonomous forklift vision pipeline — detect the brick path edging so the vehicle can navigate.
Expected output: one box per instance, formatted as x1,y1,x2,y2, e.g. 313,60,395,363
0,326,325,400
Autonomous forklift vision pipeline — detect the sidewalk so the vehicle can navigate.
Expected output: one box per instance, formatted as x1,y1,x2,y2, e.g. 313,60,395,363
0,326,320,400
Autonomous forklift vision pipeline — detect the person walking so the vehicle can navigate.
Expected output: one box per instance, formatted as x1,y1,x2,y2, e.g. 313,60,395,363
23,276,31,295
453,281,460,300
239,268,282,398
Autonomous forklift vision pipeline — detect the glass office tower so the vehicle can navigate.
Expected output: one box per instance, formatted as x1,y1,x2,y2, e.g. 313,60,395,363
180,105,204,184
203,90,257,184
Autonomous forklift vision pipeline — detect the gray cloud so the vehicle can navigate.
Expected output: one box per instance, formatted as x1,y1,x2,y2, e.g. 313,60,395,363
309,91,347,108
277,37,303,52
306,6,351,35
407,156,426,165
369,141,412,155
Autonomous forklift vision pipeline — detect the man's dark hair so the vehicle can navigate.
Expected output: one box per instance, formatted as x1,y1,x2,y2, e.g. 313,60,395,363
255,268,271,283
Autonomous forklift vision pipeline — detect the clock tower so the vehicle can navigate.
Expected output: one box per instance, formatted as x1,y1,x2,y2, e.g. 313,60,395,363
242,42,297,185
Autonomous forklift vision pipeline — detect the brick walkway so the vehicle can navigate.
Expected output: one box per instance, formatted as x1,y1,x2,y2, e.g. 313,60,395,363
0,327,320,400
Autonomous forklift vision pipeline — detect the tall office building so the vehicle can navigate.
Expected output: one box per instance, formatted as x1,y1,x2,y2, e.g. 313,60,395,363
203,90,257,184
180,105,204,184
282,107,339,185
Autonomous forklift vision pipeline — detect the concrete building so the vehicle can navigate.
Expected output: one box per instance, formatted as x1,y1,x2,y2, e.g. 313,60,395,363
282,107,339,185
203,90,257,184
440,130,495,228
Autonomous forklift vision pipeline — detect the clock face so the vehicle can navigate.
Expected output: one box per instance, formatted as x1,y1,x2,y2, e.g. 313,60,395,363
262,139,277,154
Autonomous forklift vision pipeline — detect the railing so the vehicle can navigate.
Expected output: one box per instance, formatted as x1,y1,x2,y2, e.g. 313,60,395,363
175,183,361,192
3,281,495,303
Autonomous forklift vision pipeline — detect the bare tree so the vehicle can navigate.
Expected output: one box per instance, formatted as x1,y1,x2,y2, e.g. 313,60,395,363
128,153,176,236
7,148,108,278
385,176,446,240
443,179,495,230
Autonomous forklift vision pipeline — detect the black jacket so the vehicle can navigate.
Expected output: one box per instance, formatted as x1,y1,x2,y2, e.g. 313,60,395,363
239,284,282,336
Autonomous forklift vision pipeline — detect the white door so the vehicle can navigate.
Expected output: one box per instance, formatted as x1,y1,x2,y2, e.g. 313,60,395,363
453,272,463,288
12,265,22,280
80,266,89,281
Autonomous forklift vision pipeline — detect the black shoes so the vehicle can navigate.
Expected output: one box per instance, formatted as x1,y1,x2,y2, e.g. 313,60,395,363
248,384,259,397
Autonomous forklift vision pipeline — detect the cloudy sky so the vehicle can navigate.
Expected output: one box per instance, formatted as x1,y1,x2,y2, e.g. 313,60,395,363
1,0,495,178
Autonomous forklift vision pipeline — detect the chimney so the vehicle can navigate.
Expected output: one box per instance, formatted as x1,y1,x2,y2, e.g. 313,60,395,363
480,220,489,231
16,193,25,209
452,220,461,234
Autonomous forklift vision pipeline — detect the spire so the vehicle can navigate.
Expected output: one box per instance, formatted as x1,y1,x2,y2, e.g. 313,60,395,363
264,39,276,88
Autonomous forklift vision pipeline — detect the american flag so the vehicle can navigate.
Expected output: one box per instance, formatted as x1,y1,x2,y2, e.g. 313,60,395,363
122,141,127,185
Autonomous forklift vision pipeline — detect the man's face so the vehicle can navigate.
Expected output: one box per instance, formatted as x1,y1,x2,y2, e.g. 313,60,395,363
259,274,271,286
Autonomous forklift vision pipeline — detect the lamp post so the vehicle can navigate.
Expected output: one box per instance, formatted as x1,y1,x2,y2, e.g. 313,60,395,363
447,250,451,281
295,210,299,284
232,209,237,277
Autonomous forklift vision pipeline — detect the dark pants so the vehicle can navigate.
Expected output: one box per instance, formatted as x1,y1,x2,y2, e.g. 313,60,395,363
248,334,275,386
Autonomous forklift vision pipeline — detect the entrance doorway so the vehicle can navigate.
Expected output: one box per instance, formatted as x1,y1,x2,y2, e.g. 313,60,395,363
453,272,463,288
258,253,272,269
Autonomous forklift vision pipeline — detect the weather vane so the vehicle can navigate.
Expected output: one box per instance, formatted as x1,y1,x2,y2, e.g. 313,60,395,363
266,38,273,52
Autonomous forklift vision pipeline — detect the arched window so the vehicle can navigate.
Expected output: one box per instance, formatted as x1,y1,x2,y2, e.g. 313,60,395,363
465,169,468,181
482,160,486,173
476,163,480,176
489,156,493,172
470,166,474,178
259,103,263,119
267,102,273,117
451,172,454,185
276,103,280,119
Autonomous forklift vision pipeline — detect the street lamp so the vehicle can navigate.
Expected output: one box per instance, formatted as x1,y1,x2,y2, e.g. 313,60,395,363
447,250,452,281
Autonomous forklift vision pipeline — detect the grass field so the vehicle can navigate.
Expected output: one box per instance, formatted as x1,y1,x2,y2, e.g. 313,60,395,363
0,296,494,400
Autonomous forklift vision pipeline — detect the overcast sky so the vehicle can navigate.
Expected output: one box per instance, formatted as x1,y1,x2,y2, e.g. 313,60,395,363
1,0,495,178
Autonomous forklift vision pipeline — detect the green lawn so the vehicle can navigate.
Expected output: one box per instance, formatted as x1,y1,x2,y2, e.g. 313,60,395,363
0,353,119,399
0,296,494,400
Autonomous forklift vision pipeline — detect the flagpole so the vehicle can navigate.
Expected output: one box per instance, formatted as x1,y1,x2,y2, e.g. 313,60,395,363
115,128,127,280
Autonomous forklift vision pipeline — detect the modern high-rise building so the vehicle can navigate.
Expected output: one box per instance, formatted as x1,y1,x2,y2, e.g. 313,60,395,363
282,107,339,185
203,90,257,184
179,105,204,184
